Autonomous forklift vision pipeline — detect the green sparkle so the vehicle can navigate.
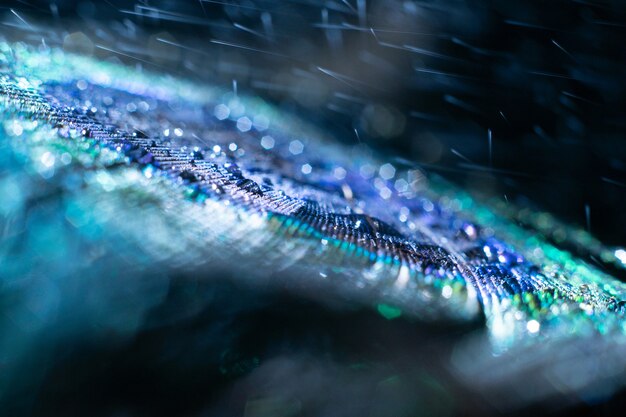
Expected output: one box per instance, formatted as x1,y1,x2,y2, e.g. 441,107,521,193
377,303,402,320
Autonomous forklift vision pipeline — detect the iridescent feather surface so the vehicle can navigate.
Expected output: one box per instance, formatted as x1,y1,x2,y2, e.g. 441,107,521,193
1,31,626,416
